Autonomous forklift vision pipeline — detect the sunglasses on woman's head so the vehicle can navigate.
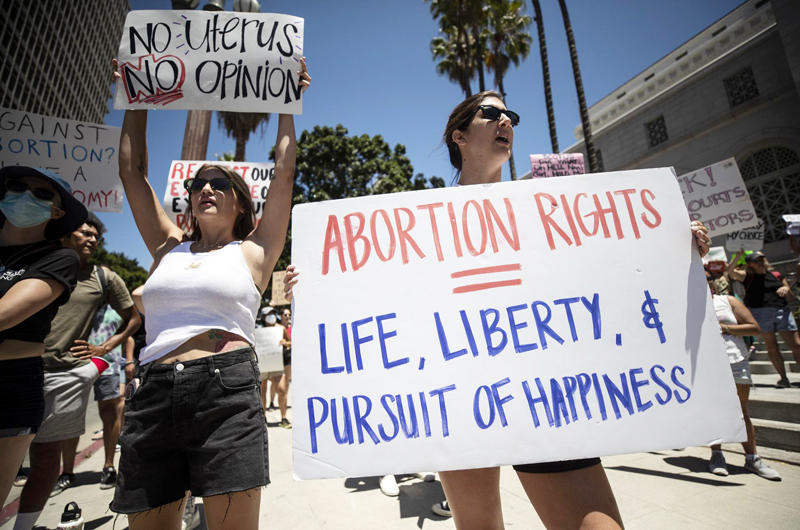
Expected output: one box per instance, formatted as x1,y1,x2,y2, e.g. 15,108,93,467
4,179,57,201
183,177,233,192
476,105,520,127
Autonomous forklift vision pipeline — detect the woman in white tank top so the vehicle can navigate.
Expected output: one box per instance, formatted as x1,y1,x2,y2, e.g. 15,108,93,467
707,277,781,480
108,59,311,529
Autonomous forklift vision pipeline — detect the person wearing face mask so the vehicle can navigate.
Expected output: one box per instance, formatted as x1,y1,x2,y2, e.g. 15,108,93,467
0,166,87,510
260,306,292,426
256,306,288,412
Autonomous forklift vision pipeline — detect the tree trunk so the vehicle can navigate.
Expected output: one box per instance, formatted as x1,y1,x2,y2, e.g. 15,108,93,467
499,78,517,180
235,135,246,161
473,26,486,92
456,0,472,97
181,110,211,160
532,0,558,153
558,0,597,172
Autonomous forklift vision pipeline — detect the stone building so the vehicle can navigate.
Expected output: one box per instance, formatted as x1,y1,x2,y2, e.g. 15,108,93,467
526,0,800,261
0,0,129,124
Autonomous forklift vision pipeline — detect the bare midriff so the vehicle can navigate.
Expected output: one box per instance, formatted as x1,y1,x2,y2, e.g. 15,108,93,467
155,329,251,364
0,339,45,361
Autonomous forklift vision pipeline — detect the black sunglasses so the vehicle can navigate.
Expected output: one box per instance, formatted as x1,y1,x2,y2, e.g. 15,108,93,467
183,177,233,192
476,105,520,127
4,179,58,201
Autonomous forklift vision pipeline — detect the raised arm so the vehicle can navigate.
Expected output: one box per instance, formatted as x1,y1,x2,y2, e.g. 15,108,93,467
113,60,184,257
244,58,310,292
727,251,746,282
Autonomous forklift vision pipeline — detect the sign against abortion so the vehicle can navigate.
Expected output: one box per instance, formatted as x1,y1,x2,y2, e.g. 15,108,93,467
114,10,304,113
0,107,123,212
290,168,745,479
529,153,585,179
677,158,757,236
725,219,764,252
163,160,274,230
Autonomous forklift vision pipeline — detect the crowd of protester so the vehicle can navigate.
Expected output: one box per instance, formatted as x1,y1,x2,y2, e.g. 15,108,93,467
4,80,798,530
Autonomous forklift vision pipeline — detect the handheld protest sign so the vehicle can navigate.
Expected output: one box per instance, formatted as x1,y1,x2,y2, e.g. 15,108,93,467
255,326,284,375
163,160,274,230
529,153,585,178
114,10,304,113
290,168,745,480
725,219,764,252
271,271,289,306
677,158,757,236
701,246,727,265
0,107,123,212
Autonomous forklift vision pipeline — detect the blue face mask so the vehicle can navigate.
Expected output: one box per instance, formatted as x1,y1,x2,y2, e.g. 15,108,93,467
0,191,54,228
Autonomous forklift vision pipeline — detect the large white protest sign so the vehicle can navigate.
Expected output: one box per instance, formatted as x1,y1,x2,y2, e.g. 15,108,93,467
725,219,764,252
114,10,304,113
529,153,585,179
290,168,745,480
163,160,274,230
255,326,284,375
0,107,123,212
677,158,757,236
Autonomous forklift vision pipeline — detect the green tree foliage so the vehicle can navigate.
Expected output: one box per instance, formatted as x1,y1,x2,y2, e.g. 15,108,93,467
89,245,149,292
268,124,443,274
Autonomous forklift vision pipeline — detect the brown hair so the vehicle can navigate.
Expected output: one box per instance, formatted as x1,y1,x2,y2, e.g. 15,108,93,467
443,90,505,173
185,164,255,241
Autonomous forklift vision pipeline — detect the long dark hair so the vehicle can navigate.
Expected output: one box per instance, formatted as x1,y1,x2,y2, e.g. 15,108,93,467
185,164,255,241
443,90,505,174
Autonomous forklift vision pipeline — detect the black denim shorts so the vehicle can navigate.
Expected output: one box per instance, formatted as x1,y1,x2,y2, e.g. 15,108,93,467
513,457,601,474
111,347,269,514
0,357,45,438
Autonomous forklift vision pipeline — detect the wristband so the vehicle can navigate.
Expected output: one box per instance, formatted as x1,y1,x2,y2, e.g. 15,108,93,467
125,361,135,366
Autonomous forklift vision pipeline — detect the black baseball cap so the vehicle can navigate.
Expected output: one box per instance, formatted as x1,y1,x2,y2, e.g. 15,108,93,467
0,166,89,240
744,251,766,264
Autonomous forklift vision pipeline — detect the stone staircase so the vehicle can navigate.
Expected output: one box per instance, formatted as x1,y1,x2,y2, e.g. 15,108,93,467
728,336,800,463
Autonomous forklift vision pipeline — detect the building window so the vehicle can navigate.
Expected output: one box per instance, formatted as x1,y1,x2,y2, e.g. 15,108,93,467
724,67,759,108
645,116,668,148
738,146,800,243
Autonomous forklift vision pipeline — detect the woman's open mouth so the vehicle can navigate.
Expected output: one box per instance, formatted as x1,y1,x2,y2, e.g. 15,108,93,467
199,198,216,207
495,135,510,146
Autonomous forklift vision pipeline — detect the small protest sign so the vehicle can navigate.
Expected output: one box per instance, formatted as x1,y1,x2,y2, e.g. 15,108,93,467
0,107,123,212
677,158,757,236
290,168,744,480
113,10,304,113
163,160,274,230
271,270,289,306
529,153,585,178
255,326,284,375
725,220,764,252
701,246,727,265
783,214,800,236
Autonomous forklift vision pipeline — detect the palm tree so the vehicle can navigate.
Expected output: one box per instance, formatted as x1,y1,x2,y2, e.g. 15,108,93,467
431,26,474,97
557,0,597,172
485,0,532,180
216,112,270,162
531,0,558,153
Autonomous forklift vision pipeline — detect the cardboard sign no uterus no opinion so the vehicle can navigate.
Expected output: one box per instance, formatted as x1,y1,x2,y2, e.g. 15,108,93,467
289,169,744,480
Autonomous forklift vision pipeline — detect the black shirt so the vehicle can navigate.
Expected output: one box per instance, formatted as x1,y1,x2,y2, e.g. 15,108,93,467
0,241,80,343
744,271,787,309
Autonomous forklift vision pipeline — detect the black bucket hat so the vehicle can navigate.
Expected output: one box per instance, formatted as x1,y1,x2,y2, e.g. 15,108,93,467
0,166,89,240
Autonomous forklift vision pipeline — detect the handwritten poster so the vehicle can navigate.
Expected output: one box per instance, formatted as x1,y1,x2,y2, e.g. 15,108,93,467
677,158,757,236
163,160,274,230
255,326,284,375
271,270,289,306
0,107,123,212
529,153,585,179
725,219,764,252
290,168,745,479
114,10,305,113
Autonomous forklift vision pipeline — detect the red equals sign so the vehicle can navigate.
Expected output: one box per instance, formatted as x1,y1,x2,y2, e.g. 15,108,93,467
451,263,522,294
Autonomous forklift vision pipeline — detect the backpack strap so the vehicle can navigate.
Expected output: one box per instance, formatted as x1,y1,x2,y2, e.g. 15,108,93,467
94,265,108,298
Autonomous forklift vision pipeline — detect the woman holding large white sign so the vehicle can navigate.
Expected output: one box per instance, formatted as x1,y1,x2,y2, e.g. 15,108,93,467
108,59,310,529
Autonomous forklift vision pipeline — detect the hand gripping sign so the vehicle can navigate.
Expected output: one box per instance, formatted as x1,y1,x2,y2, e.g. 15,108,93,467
114,10,304,113
289,167,745,480
163,160,275,231
0,107,123,212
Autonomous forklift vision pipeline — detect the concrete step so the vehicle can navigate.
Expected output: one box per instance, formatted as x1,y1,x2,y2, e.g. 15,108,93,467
721,443,800,467
748,398,800,424
749,360,799,374
751,418,800,453
751,351,794,362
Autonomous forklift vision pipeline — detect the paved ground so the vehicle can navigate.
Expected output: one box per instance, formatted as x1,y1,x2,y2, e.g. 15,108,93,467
4,392,799,529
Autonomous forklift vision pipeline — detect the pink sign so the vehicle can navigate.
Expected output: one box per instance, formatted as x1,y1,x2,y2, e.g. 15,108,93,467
529,153,585,179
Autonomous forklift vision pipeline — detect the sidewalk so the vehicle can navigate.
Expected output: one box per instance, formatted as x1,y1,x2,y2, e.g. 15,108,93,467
4,405,798,529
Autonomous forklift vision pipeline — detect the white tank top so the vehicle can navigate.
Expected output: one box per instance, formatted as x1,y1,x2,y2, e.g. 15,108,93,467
140,241,261,364
713,295,748,364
